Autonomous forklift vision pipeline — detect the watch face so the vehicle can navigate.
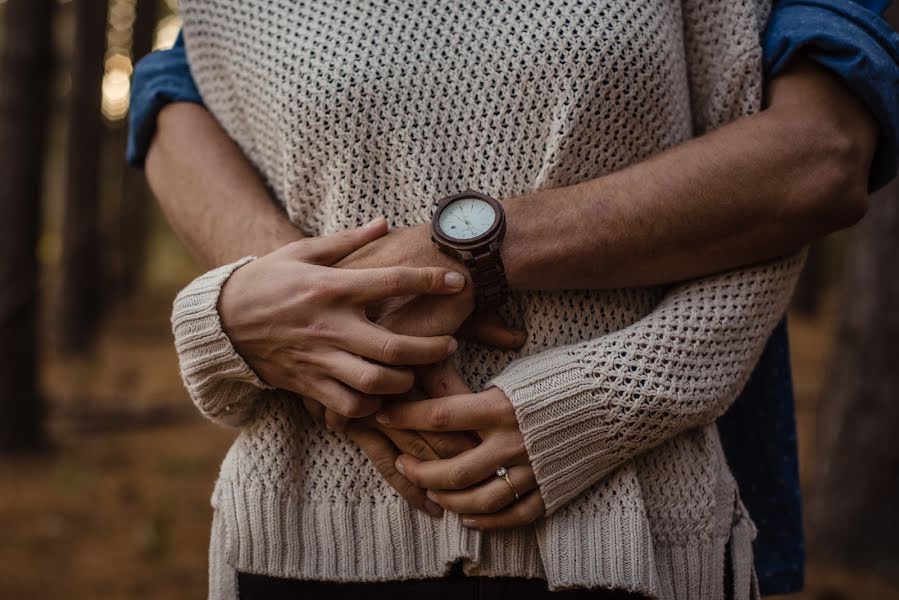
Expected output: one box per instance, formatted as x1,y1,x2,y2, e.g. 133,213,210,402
438,196,497,241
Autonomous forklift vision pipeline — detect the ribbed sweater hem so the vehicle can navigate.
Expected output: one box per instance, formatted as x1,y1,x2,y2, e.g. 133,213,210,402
172,257,270,427
207,479,755,599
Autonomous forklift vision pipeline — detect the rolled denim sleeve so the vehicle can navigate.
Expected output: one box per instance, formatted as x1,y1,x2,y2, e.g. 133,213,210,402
764,0,899,191
126,33,205,167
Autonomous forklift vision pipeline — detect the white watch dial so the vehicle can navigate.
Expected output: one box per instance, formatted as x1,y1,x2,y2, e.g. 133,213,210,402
438,196,496,240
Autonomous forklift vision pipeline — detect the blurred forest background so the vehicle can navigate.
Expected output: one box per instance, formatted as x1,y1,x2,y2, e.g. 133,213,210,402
0,0,897,598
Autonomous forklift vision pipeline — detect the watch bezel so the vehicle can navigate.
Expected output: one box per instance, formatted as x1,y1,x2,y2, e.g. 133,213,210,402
431,190,505,249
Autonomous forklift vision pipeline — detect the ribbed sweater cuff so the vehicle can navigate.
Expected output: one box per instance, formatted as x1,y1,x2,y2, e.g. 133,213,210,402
490,347,603,516
171,257,272,427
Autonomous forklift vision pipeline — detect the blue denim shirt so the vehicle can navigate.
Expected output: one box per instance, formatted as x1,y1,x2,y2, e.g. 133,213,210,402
128,3,899,595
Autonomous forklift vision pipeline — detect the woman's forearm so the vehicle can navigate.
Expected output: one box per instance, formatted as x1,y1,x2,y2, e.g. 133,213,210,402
503,58,878,290
145,102,303,268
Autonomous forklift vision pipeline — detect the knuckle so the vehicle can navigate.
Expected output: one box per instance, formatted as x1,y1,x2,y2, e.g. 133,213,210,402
370,452,397,476
380,270,402,294
379,336,402,364
512,503,536,524
430,405,452,429
303,318,333,341
494,396,516,421
334,395,364,418
357,366,385,394
513,437,527,457
449,464,473,489
286,239,311,257
428,435,458,458
405,437,432,459
498,438,527,463
426,269,442,291
305,276,336,301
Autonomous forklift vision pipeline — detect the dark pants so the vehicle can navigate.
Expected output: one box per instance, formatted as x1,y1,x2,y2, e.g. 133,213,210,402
237,563,649,599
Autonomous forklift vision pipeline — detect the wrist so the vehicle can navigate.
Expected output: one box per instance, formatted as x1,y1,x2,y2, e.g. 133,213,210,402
216,258,258,358
501,185,615,290
172,257,270,426
430,191,509,308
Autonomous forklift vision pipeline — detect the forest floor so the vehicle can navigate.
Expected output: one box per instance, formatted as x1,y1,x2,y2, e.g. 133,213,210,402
0,286,897,599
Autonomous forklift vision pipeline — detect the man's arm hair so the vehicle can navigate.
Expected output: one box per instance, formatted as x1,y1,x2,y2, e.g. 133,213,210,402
146,59,876,289
145,102,303,268
502,57,878,290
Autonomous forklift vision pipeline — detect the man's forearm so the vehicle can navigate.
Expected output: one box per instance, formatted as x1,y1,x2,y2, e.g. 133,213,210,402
147,60,877,291
503,58,878,290
145,102,302,268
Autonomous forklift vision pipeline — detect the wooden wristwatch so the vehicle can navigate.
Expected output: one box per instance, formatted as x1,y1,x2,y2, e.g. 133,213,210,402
431,190,508,308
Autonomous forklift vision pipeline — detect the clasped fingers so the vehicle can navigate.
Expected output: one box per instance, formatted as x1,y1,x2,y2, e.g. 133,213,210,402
393,430,527,490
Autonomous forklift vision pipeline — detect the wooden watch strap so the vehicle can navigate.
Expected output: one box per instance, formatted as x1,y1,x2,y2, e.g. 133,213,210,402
466,242,508,308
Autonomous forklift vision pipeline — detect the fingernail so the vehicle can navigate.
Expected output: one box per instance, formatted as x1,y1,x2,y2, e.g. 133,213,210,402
447,338,458,354
394,457,405,475
462,517,478,529
426,490,439,503
364,216,386,229
375,412,390,426
425,500,444,517
444,272,465,288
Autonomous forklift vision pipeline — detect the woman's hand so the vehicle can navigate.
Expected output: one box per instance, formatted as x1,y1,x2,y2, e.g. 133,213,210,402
375,365,546,530
306,362,481,518
344,415,479,518
218,218,467,420
337,224,527,350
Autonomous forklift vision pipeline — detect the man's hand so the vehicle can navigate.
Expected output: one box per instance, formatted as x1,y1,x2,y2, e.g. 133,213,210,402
337,223,527,346
336,224,472,333
218,219,467,420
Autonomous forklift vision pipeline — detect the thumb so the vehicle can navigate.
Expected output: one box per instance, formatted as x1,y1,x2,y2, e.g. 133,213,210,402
473,310,527,350
291,217,389,265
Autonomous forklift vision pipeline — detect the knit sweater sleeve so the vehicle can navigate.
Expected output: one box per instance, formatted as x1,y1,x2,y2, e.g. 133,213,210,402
171,257,273,427
490,252,804,515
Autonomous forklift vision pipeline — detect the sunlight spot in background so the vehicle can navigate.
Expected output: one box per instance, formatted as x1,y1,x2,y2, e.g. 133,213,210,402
154,14,182,51
101,55,132,122
101,0,137,122
100,0,180,121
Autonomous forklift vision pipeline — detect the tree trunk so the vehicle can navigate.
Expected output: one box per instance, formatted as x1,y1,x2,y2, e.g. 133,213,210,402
114,0,158,300
57,0,109,353
0,0,55,453
809,179,899,581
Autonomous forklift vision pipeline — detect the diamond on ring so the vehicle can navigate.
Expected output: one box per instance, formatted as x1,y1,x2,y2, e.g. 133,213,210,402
496,467,507,477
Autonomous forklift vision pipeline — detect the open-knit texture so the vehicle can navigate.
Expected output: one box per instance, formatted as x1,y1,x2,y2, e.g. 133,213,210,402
172,1,803,598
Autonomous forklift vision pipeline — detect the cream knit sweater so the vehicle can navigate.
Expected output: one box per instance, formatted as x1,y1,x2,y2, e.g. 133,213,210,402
172,1,803,599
